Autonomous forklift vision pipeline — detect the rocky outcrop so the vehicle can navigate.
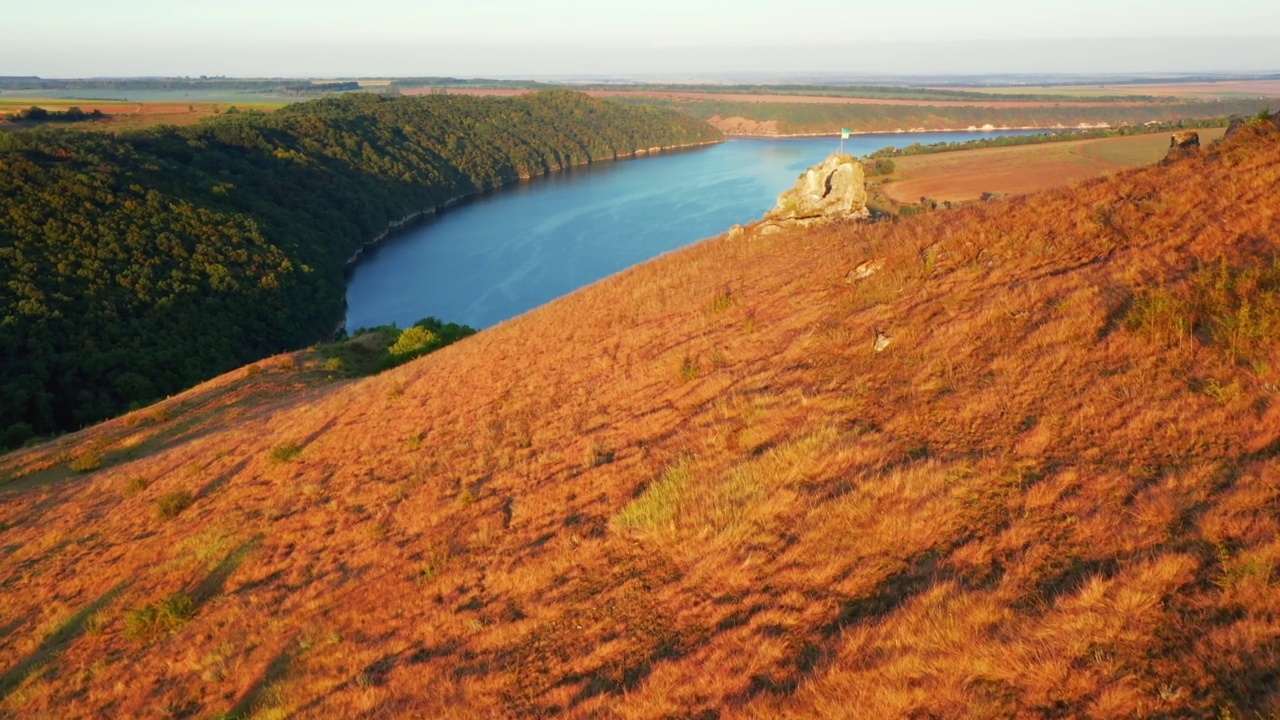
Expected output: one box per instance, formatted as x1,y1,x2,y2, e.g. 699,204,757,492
1224,113,1280,141
1164,131,1201,162
762,154,870,229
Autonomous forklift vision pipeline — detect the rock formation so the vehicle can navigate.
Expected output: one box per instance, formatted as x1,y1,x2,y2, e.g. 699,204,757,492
762,154,870,229
1225,113,1280,141
1164,131,1201,162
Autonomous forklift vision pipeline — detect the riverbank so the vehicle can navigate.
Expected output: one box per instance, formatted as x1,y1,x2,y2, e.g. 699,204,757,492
334,137,724,337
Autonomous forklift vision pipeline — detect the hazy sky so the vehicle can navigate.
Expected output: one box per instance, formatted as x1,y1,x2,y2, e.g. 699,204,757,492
4,0,1279,77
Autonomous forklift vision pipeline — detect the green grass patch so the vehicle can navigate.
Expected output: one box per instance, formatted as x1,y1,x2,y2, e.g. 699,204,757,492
124,591,196,641
615,460,695,534
268,441,303,464
679,356,701,382
122,477,149,497
708,287,735,314
155,491,194,521
1128,254,1280,367
68,452,103,473
313,316,477,378
614,430,836,547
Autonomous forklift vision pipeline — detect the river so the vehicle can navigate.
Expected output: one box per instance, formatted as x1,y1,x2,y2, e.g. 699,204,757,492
344,131,1043,331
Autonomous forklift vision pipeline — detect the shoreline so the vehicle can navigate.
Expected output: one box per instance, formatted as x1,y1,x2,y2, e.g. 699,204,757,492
332,137,724,338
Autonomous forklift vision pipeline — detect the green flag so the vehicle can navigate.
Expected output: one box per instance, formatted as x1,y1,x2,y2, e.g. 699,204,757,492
841,128,851,139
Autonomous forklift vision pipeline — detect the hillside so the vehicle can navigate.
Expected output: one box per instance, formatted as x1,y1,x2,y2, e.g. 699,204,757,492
0,91,722,448
2,119,1280,718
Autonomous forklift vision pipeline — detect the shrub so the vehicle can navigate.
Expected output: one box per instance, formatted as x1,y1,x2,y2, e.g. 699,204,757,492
1128,254,1280,365
69,452,103,473
155,491,194,520
708,288,735,314
123,477,149,497
124,591,196,641
583,441,616,468
269,441,303,464
680,356,701,382
388,326,439,358
0,422,34,451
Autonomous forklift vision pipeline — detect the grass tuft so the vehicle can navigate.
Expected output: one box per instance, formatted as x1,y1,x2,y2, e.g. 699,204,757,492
69,452,103,473
123,591,196,641
154,491,194,521
680,356,701,382
122,477,149,498
268,441,303,464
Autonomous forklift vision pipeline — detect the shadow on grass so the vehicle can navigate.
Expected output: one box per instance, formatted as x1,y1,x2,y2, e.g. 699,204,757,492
195,458,250,502
225,642,294,719
0,579,131,700
193,535,263,603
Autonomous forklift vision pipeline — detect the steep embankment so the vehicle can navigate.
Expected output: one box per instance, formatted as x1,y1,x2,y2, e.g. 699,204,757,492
0,91,722,447
3,120,1280,718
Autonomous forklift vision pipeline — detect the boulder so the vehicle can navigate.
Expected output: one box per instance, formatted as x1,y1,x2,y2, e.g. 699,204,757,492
845,259,885,283
1164,131,1200,162
763,154,870,227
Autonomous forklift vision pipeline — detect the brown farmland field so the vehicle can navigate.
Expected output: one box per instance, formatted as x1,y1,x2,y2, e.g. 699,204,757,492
939,79,1280,100
407,86,1165,108
882,126,1228,204
0,99,285,131
2,121,1280,718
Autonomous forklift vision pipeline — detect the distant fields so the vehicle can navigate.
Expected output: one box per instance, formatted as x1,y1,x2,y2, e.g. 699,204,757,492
880,126,1229,204
7,79,1277,137
937,79,1280,99
0,97,288,131
406,87,1160,109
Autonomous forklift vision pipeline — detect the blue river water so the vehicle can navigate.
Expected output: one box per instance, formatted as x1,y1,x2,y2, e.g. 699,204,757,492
344,131,1043,331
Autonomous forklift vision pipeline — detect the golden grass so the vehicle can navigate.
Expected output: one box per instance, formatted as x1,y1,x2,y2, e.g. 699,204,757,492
1,121,1280,718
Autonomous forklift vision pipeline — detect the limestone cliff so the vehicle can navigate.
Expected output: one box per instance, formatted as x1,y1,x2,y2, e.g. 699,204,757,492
761,154,870,230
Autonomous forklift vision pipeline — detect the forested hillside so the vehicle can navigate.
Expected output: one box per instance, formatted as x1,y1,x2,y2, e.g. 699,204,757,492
0,91,722,447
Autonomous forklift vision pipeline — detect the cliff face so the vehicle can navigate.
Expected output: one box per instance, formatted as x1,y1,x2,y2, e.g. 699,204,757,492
762,153,870,229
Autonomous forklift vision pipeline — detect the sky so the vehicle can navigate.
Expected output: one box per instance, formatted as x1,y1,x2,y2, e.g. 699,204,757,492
4,0,1280,78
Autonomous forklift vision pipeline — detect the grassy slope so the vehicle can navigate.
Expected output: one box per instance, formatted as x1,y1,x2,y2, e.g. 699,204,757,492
3,123,1280,718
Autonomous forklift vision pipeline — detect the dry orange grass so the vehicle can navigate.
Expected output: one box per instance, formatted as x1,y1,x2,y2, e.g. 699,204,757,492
3,122,1280,718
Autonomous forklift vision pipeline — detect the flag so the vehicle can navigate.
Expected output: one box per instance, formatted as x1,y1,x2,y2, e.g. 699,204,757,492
841,128,851,139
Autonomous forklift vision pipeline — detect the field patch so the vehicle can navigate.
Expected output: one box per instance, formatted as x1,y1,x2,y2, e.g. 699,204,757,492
880,126,1227,203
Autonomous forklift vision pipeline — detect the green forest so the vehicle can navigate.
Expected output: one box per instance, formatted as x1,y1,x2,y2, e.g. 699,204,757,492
0,91,722,448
